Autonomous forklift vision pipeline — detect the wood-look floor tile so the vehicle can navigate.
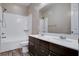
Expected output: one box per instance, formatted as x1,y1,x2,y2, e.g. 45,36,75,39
8,51,13,56
0,48,29,56
0,52,8,56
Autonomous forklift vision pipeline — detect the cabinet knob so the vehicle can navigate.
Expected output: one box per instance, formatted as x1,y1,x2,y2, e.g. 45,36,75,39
1,32,6,35
24,30,29,33
71,31,73,33
41,50,45,52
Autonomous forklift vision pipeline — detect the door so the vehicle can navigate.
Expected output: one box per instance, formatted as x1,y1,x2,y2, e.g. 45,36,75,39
0,13,29,52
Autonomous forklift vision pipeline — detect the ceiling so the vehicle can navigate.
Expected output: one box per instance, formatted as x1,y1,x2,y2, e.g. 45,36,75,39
13,3,31,6
1,3,31,7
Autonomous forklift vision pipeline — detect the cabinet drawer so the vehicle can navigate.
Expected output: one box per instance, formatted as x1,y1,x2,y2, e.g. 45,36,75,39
49,43,64,55
49,51,58,56
29,41,36,55
39,40,49,49
29,36,35,42
38,45,49,56
29,36,39,45
34,38,39,45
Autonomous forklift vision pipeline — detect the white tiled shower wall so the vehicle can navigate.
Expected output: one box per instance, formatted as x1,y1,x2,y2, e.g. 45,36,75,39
0,5,32,52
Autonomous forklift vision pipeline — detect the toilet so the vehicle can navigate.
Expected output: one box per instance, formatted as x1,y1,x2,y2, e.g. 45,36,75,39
20,41,29,55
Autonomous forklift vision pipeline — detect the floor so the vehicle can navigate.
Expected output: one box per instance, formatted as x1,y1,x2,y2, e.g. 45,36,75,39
0,48,30,56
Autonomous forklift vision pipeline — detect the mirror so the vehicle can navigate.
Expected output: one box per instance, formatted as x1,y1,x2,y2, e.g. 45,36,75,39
40,3,71,34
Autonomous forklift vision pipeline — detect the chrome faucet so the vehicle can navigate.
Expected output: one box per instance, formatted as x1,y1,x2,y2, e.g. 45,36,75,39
41,33,44,36
60,36,66,39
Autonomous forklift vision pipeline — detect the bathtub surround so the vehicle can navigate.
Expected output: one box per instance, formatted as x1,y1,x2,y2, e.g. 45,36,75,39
0,4,32,53
0,12,32,53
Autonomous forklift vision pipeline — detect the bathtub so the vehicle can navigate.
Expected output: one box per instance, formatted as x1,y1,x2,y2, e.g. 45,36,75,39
0,36,28,53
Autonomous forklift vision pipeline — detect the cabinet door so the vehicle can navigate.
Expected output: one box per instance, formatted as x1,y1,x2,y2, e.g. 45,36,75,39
29,41,35,56
38,45,49,56
49,43,64,55
38,39,49,56
29,37,40,56
34,38,40,56
49,51,58,56
39,39,49,49
34,38,49,56
29,36,35,42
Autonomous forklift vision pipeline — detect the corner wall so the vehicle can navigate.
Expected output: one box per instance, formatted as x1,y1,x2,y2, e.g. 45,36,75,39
27,4,40,34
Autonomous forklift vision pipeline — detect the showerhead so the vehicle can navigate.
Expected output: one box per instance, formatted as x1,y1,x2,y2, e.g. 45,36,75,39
3,8,7,12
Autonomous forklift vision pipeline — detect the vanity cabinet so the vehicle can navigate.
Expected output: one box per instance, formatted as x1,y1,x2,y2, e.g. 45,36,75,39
29,36,78,56
29,36,49,56
29,37,35,55
38,40,49,56
28,36,50,56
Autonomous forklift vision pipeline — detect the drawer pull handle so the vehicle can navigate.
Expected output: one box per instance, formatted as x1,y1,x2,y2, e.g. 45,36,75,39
2,36,6,38
41,50,45,52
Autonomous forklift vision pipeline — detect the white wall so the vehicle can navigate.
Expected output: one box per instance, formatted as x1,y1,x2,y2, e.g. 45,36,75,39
71,3,79,35
27,4,40,34
0,6,2,34
0,6,2,51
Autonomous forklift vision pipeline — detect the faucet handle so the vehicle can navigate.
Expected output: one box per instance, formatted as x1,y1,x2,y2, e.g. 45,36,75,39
2,36,6,38
24,30,29,32
1,32,6,35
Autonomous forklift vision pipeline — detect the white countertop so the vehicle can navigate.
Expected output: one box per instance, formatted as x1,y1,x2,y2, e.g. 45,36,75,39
29,35,78,51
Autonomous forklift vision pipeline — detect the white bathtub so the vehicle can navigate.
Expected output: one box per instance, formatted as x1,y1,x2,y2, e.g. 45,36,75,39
0,37,28,53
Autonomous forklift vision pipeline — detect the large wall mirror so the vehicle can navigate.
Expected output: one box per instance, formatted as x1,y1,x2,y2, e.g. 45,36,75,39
39,3,71,34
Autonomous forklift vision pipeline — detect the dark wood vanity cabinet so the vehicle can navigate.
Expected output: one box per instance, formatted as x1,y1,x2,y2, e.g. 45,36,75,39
29,36,78,56
29,36,55,56
29,36,49,56
38,40,49,56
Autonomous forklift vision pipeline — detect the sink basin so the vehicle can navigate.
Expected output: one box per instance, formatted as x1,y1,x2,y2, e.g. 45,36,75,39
39,35,77,43
41,35,60,39
64,38,77,43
